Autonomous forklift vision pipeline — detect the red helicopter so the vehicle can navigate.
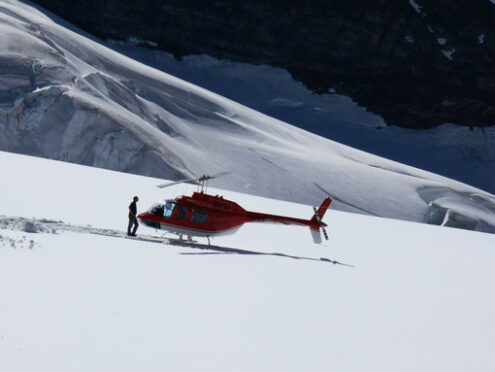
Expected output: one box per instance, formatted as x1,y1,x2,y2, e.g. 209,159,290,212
138,173,331,244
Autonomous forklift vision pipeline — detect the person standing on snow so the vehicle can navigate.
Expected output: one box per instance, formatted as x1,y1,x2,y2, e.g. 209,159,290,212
128,196,139,236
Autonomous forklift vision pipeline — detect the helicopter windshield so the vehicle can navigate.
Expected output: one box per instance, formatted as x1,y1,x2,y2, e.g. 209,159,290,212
149,200,176,218
149,202,164,217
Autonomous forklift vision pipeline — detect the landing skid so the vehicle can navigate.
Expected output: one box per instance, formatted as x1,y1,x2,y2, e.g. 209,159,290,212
160,232,213,246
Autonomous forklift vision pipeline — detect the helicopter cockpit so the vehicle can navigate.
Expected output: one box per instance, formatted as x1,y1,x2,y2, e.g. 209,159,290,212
149,200,176,218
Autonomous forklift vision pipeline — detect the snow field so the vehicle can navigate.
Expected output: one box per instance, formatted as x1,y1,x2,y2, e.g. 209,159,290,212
1,151,494,372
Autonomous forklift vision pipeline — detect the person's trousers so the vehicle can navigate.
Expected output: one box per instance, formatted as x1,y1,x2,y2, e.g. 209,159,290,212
128,215,139,235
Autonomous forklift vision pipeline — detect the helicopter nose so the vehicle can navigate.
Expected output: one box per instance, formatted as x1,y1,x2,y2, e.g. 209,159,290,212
138,212,161,229
137,212,148,220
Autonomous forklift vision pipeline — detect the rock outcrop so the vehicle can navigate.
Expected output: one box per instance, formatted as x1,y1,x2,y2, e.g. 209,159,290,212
31,0,495,128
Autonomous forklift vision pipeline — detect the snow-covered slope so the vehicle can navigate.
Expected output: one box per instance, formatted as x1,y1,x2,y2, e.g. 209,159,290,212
1,151,494,372
0,0,494,232
110,45,495,195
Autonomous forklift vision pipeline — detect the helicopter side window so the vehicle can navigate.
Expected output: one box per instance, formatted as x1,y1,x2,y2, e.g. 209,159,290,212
176,207,188,220
164,201,177,218
191,209,208,224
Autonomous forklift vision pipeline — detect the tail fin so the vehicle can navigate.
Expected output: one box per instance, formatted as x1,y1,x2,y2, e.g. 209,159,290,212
310,227,322,244
309,197,332,243
311,197,332,224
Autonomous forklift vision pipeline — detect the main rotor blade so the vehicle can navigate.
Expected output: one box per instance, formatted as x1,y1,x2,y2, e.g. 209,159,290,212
156,177,199,188
207,169,239,180
156,169,240,189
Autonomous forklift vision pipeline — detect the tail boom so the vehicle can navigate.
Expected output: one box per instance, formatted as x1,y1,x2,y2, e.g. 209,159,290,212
245,197,332,244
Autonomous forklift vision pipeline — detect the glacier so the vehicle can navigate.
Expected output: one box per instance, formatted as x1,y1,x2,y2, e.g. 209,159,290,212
0,0,494,232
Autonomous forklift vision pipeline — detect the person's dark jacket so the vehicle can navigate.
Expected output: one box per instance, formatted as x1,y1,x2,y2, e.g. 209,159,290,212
129,201,137,218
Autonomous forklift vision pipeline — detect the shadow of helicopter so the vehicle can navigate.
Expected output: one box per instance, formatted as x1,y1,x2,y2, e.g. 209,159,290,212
123,233,353,267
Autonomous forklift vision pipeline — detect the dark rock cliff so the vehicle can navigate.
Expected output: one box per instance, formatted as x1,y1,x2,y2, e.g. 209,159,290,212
30,0,495,128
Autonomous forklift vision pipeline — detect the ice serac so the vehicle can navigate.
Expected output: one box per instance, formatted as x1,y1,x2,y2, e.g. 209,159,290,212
0,0,494,233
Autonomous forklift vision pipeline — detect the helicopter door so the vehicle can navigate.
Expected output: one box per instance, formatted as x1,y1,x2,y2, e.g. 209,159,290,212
176,207,188,220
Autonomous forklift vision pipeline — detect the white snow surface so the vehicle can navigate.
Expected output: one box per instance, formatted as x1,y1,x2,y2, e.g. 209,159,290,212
109,45,495,196
0,0,494,233
1,151,495,372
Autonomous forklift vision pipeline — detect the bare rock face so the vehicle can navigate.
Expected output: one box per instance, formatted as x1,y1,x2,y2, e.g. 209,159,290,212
30,0,495,129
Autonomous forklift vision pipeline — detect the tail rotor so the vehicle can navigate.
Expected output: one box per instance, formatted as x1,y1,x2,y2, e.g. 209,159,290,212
313,206,329,241
309,197,331,243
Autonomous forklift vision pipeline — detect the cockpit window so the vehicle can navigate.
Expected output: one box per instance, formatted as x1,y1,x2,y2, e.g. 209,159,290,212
149,200,176,218
164,201,177,218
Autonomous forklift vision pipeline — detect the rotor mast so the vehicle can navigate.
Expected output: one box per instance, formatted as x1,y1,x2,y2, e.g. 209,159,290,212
197,175,212,193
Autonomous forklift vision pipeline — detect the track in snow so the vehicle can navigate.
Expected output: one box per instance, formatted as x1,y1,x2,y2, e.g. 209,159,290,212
0,215,352,266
